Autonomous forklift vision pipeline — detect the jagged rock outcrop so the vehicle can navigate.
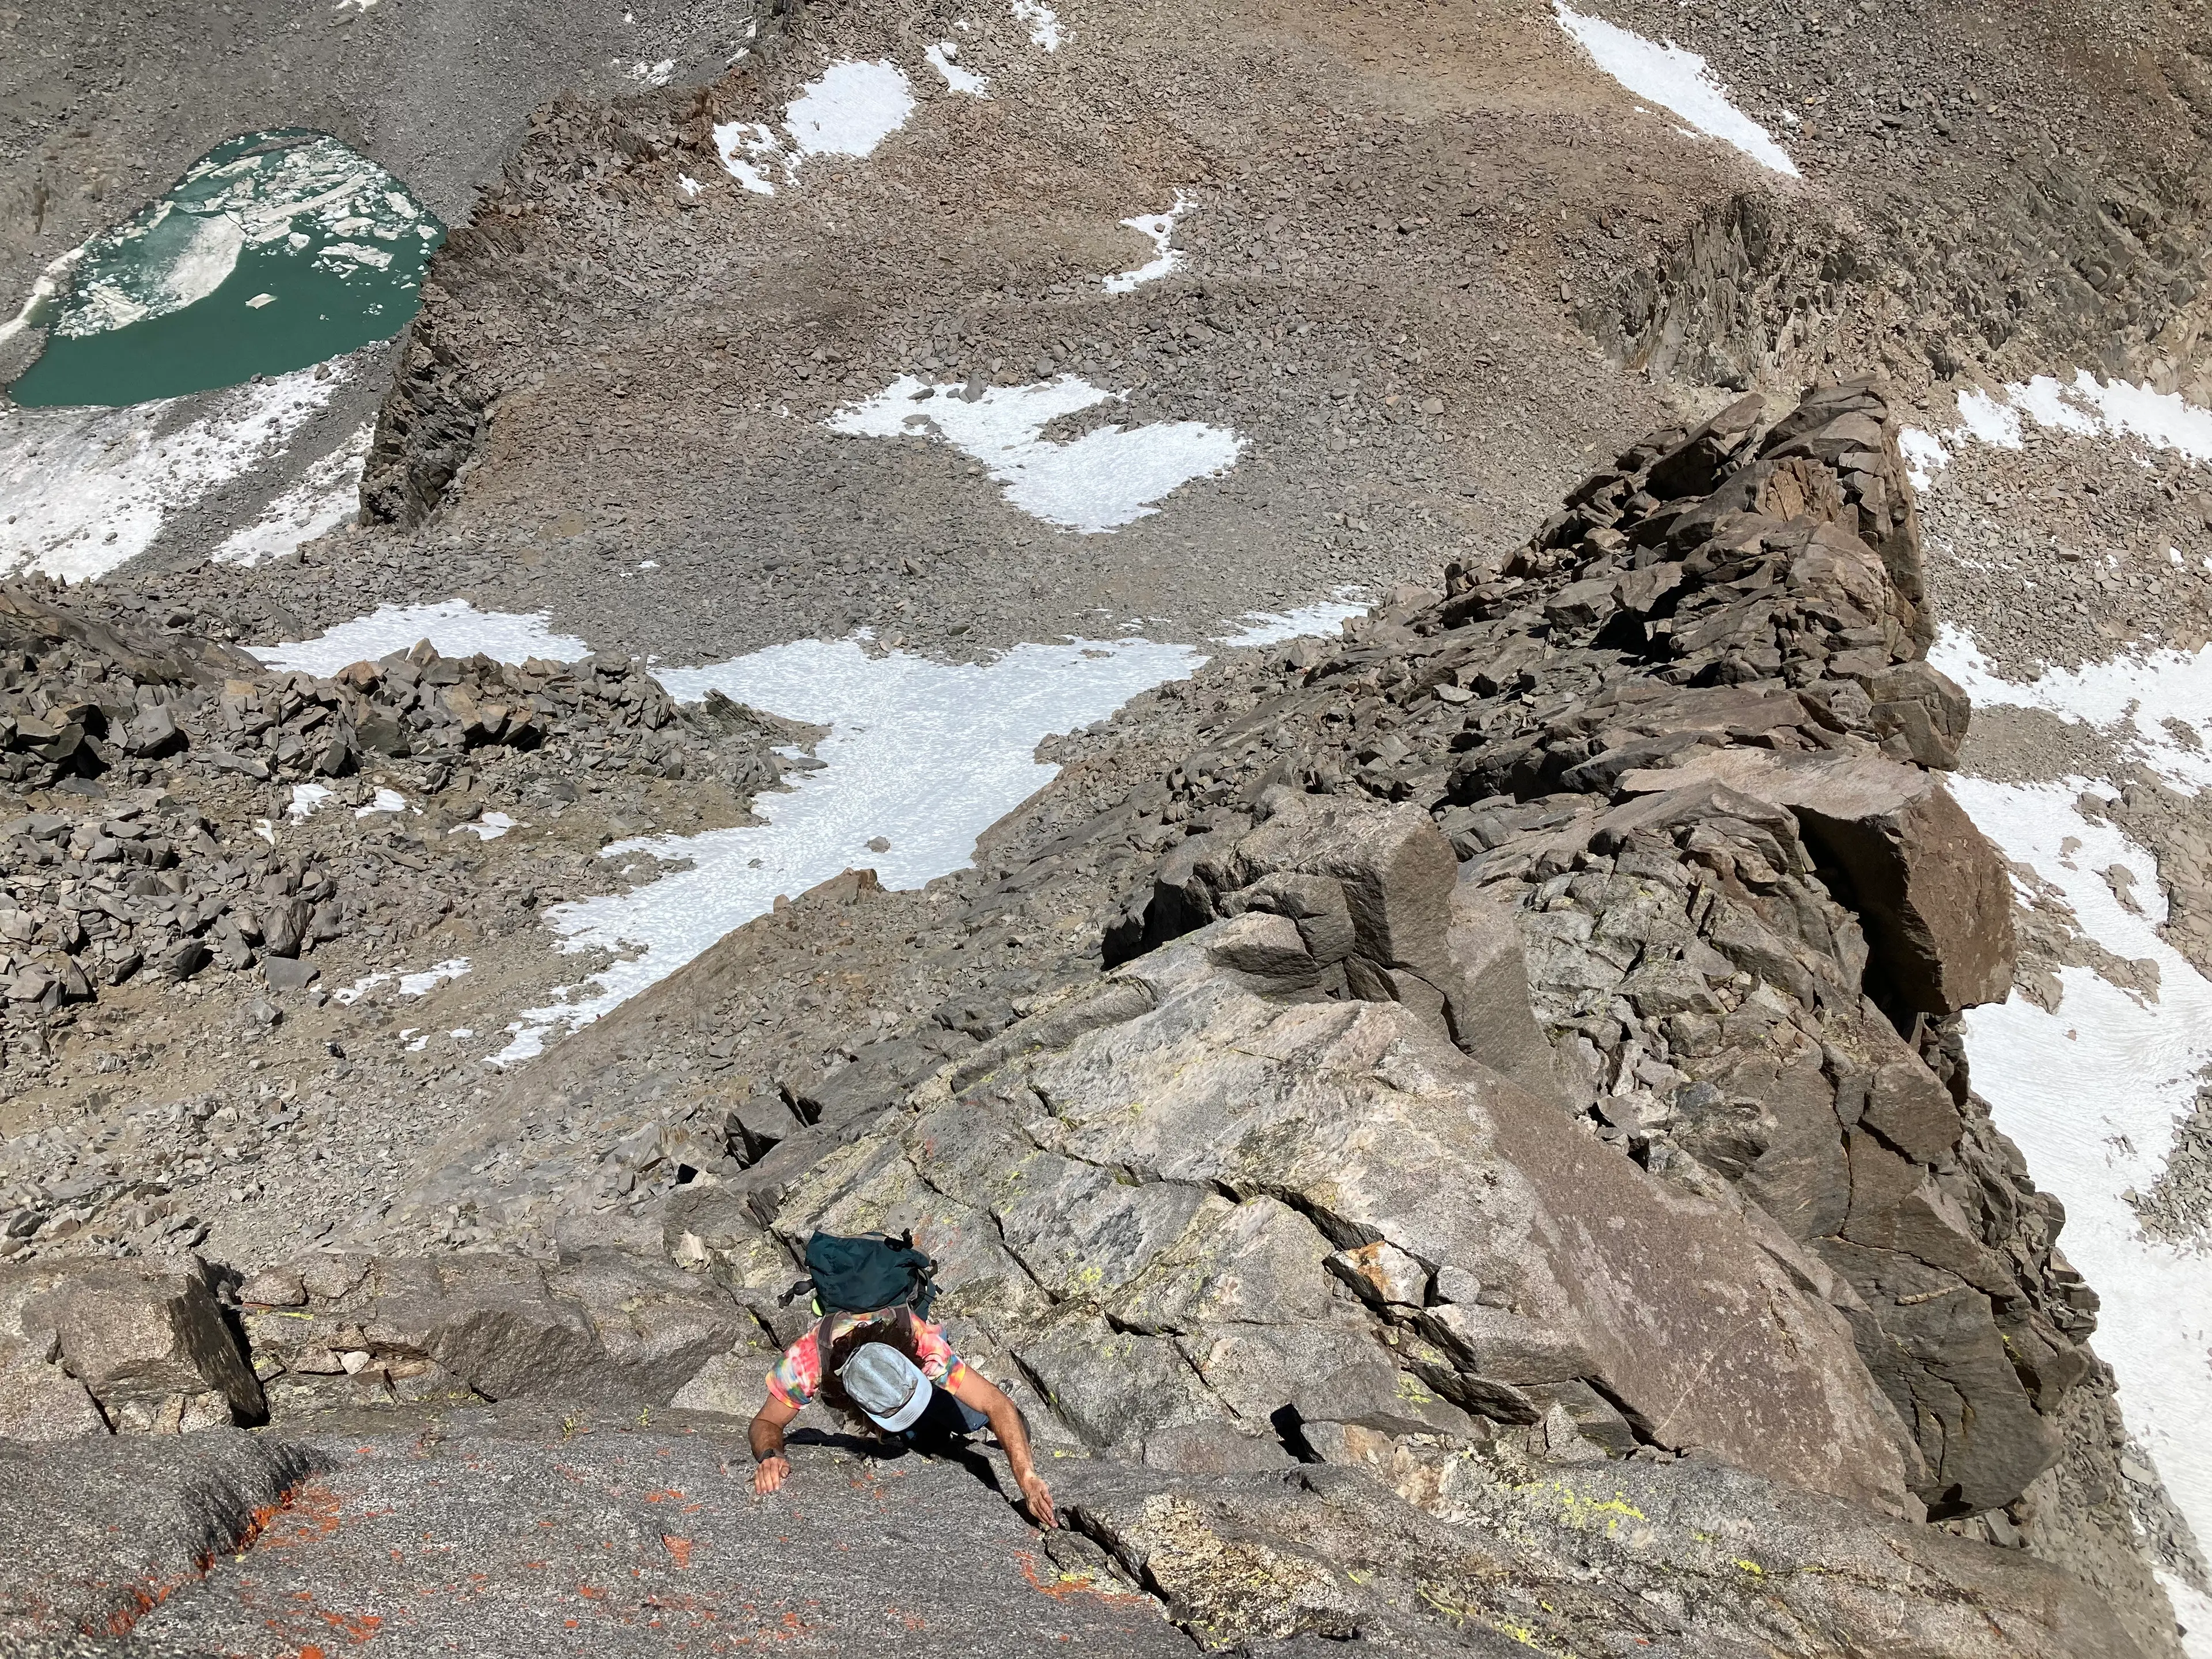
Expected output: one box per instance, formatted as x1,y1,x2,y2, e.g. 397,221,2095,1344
368,380,2103,1540
0,380,2160,1657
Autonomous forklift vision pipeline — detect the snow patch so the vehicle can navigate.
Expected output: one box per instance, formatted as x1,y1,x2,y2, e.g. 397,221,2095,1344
453,811,520,841
711,122,783,195
1930,623,2212,794
712,59,915,194
0,247,86,349
1214,594,1369,647
214,421,370,566
491,605,1356,1065
1905,373,2212,486
248,599,591,675
355,787,408,817
397,957,472,997
287,783,332,821
1552,2,1798,177
785,60,916,157
1011,0,1063,49
1103,195,1193,294
1943,774,2212,1586
1895,427,1949,492
925,42,988,95
2160,1571,2212,1659
0,363,342,582
332,956,471,1006
828,373,1243,532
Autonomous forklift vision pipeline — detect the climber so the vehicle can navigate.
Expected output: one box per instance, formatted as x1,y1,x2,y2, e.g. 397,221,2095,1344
748,1230,1057,1528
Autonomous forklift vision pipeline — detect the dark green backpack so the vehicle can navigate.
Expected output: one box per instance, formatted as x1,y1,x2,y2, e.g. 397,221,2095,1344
803,1229,940,1319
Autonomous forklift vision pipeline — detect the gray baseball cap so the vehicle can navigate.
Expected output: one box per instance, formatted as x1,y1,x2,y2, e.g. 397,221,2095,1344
840,1342,933,1432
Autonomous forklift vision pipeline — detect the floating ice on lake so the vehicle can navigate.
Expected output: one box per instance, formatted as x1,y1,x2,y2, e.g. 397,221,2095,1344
9,130,442,407
1941,772,2212,1592
1553,1,1797,177
0,363,342,582
829,373,1243,532
215,422,370,567
249,599,591,675
491,604,1352,1065
713,59,915,194
1103,194,1193,294
1012,0,1063,50
315,241,393,273
925,42,988,95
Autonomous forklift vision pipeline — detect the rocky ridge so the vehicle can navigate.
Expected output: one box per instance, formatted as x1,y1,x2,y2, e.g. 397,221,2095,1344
0,381,2187,1657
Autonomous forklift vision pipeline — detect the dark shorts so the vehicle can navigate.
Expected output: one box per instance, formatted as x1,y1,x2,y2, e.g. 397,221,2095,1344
899,1387,989,1448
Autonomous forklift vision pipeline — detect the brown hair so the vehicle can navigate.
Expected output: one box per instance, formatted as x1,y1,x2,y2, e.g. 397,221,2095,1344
815,1308,927,1432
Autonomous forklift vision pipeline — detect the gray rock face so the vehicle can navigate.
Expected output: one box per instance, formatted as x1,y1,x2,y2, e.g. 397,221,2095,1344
0,381,2168,1656
0,1427,324,1643
349,384,2111,1584
239,1246,753,1410
0,1255,262,1438
767,793,1914,1514
1061,1453,2148,1658
0,1399,2154,1658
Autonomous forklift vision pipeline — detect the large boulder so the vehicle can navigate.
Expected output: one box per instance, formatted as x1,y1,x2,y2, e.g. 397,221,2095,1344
241,1247,755,1409
1621,746,2017,1018
0,1256,263,1437
776,855,1918,1512
1016,919,1917,1512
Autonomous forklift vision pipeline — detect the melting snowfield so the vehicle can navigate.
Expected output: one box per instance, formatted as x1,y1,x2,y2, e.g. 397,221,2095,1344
1917,374,2212,1627
1552,0,1798,177
1103,196,1193,294
214,422,372,567
491,602,1361,1065
248,599,592,674
830,373,1244,531
1903,370,2212,487
1926,615,2212,1622
713,59,917,194
1934,624,2212,793
1944,774,2212,1610
0,363,342,580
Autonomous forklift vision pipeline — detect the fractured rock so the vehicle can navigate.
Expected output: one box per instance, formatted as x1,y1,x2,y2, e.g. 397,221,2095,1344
1622,745,2016,1017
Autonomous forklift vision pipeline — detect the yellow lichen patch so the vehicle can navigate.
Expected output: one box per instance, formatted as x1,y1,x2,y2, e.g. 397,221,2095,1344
1520,1480,1648,1533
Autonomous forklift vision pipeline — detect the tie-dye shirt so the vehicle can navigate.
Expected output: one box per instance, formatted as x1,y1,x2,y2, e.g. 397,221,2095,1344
766,1309,969,1410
